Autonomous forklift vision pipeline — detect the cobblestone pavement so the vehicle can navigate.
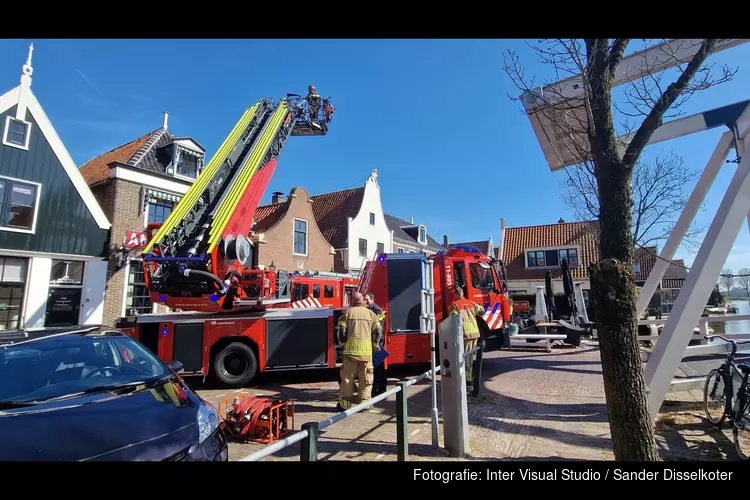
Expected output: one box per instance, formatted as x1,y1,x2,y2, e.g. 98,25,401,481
190,341,737,461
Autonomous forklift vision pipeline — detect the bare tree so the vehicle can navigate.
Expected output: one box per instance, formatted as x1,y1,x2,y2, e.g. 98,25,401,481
560,151,705,250
737,268,750,297
503,39,738,461
719,268,736,295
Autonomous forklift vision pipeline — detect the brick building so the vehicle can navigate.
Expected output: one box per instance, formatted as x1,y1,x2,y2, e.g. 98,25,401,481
251,187,335,273
78,113,206,326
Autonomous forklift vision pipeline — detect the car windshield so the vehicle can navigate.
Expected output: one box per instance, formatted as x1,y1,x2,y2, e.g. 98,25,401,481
0,333,167,404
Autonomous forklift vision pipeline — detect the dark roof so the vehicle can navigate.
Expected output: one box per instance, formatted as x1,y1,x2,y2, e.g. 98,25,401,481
309,187,365,249
384,214,445,251
79,128,204,186
501,220,600,281
634,246,688,288
449,240,493,257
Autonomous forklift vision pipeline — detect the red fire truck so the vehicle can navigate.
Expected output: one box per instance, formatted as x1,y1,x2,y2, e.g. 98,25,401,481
117,92,512,388
282,272,360,309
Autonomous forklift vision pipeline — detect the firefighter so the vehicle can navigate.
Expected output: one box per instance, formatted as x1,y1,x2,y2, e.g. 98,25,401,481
365,291,387,396
306,84,321,129
450,286,484,385
337,292,382,411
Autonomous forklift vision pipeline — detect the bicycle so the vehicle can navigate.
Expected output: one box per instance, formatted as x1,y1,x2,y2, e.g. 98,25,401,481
702,334,750,460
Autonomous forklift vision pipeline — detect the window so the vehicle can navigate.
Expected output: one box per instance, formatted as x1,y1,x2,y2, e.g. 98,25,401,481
634,263,640,273
369,212,375,225
526,248,579,268
419,226,427,244
3,116,31,150
49,260,84,286
0,177,40,233
397,247,404,253
376,242,384,255
0,257,28,330
358,238,367,257
313,284,320,298
324,285,334,298
469,262,496,291
293,219,308,255
147,201,173,226
176,153,199,179
125,260,152,316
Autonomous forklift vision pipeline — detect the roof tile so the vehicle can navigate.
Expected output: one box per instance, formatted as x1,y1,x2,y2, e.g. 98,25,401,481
501,220,600,281
252,202,287,233
78,130,159,185
309,187,365,249
385,214,445,251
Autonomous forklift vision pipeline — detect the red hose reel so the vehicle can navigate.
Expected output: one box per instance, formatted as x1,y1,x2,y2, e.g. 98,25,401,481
218,395,295,444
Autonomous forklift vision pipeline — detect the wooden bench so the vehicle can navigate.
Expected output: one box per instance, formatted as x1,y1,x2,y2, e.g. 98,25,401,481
508,333,568,352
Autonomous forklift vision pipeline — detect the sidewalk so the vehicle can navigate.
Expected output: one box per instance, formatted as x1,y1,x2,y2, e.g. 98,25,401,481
194,343,736,461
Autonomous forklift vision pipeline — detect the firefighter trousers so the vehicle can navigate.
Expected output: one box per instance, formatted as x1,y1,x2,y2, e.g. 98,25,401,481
464,338,477,383
339,356,374,409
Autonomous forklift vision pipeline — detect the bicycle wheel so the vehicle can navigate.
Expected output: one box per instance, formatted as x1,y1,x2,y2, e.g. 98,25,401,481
703,369,728,426
734,400,750,460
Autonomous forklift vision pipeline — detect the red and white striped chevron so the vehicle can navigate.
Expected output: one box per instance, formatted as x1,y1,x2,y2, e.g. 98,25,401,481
291,297,324,308
481,302,505,331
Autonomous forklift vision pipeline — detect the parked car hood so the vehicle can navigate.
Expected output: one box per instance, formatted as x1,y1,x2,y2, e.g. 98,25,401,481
0,380,200,461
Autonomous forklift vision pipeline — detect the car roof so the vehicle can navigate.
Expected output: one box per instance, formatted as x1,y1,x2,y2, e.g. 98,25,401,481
0,325,126,346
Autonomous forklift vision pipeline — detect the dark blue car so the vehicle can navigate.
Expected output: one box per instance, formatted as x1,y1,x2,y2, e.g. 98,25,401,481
0,325,228,461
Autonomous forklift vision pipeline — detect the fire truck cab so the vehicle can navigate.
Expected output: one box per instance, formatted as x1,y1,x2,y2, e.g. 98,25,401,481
359,244,511,367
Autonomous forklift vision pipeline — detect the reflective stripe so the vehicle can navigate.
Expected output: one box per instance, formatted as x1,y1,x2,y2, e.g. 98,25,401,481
344,337,372,357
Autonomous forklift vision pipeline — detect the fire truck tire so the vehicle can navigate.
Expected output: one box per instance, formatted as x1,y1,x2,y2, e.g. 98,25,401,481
212,342,258,388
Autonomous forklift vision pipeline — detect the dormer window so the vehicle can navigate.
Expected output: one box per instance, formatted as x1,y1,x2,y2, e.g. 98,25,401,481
418,226,427,244
3,116,31,151
177,153,198,179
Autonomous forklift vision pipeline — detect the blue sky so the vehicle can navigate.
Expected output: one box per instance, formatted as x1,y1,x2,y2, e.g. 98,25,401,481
1,39,749,271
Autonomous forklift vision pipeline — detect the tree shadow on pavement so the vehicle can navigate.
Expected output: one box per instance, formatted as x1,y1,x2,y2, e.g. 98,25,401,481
654,404,739,461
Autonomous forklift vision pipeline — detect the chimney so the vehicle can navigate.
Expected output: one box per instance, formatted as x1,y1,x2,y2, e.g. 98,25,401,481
498,218,506,261
558,217,565,223
162,111,169,130
410,216,414,224
272,191,285,204
443,235,449,246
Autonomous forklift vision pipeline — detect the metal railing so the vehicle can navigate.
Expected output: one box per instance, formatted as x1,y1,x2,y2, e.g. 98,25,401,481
238,340,485,462
638,314,750,391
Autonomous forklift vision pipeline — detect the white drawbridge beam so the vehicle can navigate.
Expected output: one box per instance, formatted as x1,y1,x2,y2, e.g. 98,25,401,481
634,101,750,317
521,39,748,171
645,103,750,419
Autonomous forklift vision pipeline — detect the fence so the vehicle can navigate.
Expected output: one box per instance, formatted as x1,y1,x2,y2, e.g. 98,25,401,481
638,314,750,391
238,340,485,462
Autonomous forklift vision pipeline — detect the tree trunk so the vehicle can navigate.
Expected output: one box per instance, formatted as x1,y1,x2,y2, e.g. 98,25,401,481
590,156,659,461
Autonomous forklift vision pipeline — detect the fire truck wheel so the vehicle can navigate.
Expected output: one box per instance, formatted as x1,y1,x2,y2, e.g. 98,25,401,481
213,342,258,388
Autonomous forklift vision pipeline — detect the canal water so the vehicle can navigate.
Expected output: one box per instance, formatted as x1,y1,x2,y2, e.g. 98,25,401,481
706,299,750,335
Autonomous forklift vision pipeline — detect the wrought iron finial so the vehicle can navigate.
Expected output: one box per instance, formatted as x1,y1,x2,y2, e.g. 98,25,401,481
22,43,34,77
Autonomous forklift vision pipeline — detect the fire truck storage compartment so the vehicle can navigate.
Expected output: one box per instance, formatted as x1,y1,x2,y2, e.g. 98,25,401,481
387,255,424,332
172,323,205,372
265,315,329,369
140,322,160,356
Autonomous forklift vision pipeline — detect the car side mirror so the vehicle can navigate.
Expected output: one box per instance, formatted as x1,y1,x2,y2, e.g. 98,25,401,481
166,360,184,373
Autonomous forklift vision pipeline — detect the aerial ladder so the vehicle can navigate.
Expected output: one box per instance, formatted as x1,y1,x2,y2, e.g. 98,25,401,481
141,91,335,314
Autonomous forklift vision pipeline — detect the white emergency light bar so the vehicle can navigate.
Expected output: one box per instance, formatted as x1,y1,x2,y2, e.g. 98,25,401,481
521,39,748,171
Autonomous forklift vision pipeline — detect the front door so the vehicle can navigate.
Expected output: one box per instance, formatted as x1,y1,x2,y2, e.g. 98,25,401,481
44,288,82,327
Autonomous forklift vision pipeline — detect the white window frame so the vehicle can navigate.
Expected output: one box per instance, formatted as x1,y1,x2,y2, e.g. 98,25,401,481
0,174,42,235
293,218,308,256
3,115,32,151
524,245,582,270
121,258,156,316
144,198,176,229
369,212,375,225
358,238,367,258
397,247,404,253
418,225,427,244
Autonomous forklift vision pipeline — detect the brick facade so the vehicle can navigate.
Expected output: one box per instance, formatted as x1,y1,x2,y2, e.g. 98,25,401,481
255,187,334,273
92,178,171,326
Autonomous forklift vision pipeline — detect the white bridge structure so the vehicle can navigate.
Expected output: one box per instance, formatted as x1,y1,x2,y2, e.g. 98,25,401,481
520,38,750,420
